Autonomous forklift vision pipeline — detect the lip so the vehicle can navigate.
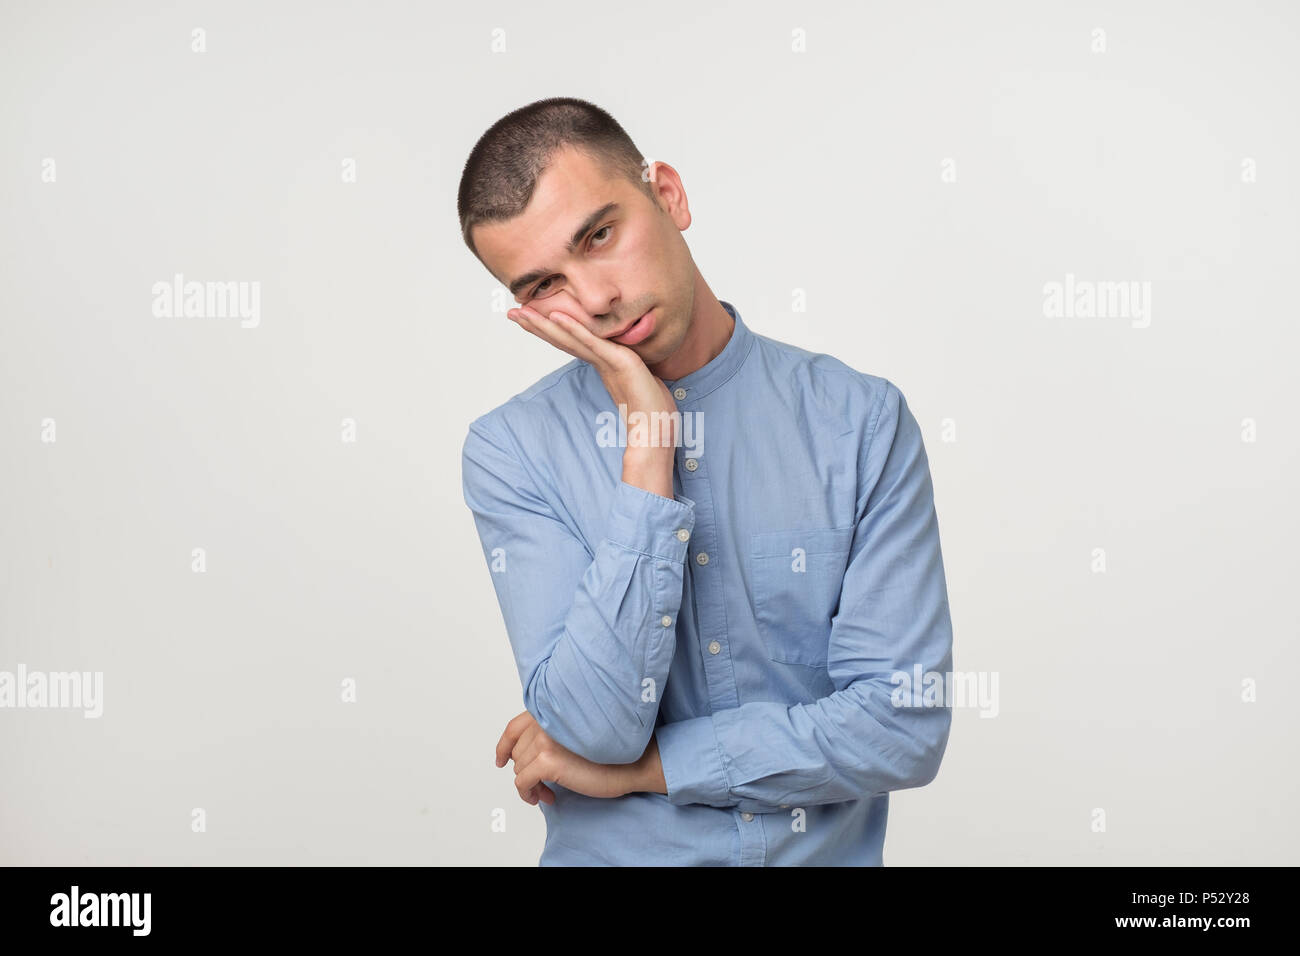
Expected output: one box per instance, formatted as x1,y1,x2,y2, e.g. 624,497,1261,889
611,308,655,346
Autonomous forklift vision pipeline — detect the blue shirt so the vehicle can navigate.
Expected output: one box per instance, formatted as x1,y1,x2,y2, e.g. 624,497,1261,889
461,300,953,865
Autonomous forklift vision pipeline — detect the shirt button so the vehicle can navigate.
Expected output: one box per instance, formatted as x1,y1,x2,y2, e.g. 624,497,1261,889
675,528,690,542
707,640,721,655
695,552,709,566
673,387,687,400
684,458,698,471
661,615,673,627
741,812,754,822
780,804,789,809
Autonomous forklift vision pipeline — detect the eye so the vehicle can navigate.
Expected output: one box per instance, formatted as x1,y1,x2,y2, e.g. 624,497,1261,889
528,225,615,298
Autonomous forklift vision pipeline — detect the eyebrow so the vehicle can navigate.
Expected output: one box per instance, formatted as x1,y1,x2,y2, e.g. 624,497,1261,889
507,201,620,297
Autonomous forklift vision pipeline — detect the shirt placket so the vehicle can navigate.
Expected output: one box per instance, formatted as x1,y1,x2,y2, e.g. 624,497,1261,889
672,388,768,866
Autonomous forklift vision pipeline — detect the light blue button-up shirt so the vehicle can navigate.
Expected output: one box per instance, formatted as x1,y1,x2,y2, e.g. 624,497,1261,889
462,300,953,865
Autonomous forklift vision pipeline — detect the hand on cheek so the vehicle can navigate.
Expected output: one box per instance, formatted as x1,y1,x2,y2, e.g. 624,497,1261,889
532,293,593,330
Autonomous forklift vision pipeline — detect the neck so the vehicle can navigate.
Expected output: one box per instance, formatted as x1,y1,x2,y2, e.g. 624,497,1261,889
647,289,734,382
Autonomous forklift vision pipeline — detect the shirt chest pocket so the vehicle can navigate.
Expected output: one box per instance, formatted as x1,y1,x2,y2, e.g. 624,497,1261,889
750,525,855,667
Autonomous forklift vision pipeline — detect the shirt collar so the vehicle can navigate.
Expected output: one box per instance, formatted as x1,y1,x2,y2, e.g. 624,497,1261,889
661,300,754,401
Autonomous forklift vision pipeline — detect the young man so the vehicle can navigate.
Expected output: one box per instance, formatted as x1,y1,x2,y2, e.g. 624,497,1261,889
459,97,953,866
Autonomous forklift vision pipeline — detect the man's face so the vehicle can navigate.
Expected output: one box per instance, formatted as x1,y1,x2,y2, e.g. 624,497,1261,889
471,145,694,369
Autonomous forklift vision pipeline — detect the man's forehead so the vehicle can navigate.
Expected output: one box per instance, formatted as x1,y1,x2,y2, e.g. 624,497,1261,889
477,145,630,276
479,196,628,295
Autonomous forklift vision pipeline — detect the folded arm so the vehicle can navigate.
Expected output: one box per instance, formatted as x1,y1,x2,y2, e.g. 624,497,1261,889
462,418,695,766
650,381,954,813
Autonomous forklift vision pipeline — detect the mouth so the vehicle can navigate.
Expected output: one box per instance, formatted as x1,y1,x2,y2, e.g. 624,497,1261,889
609,308,655,345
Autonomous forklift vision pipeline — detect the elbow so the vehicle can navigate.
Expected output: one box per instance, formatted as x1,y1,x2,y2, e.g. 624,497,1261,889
574,712,653,765
585,733,649,766
875,688,951,791
524,680,651,766
596,717,654,765
908,707,952,788
911,751,944,789
540,715,648,766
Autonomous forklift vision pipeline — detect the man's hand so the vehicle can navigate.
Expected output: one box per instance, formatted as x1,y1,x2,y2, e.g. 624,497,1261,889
505,298,675,435
495,710,647,805
506,300,679,496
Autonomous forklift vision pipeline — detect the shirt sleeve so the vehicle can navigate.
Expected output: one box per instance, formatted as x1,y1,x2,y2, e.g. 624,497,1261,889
654,380,953,812
462,417,696,766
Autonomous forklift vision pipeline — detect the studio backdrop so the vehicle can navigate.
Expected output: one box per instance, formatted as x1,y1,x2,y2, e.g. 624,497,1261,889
1,0,1296,864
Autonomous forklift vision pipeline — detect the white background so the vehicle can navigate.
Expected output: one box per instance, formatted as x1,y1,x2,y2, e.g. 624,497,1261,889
1,0,1296,864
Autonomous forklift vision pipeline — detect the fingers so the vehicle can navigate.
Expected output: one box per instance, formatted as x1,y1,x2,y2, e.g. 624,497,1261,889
494,710,535,768
509,306,630,372
520,783,555,806
509,723,542,772
543,307,648,379
508,726,553,803
494,711,555,806
513,749,553,799
508,307,590,362
537,307,616,357
514,737,564,806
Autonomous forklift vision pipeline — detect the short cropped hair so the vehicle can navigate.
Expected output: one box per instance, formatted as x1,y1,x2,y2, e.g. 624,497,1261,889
457,97,656,262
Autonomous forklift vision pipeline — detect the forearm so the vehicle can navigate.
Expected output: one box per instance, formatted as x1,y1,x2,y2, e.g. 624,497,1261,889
464,421,693,765
622,447,674,499
627,733,668,795
648,682,951,813
520,486,690,764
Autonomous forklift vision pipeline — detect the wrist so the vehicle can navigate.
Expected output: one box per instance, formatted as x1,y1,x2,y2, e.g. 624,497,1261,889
621,450,674,500
626,734,667,795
